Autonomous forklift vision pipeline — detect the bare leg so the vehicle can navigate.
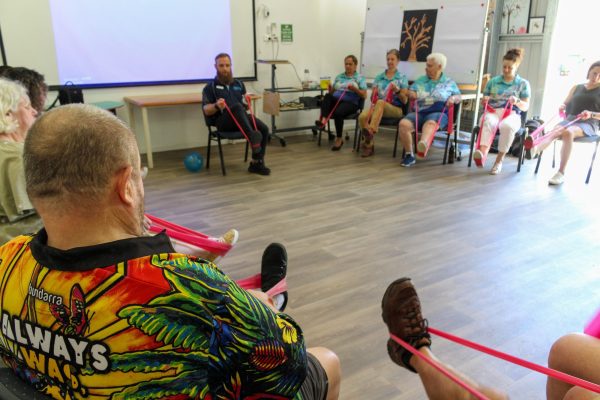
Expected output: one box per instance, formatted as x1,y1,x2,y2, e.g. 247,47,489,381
418,121,440,157
494,151,506,164
308,347,341,400
410,347,509,400
547,333,600,400
399,119,415,154
558,127,585,174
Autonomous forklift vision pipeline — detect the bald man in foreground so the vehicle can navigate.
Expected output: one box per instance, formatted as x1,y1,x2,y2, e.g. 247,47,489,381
0,105,340,400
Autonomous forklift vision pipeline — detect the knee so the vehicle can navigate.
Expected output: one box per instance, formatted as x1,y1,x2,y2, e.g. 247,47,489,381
399,119,413,133
309,347,341,385
548,333,581,371
563,386,598,400
561,129,575,142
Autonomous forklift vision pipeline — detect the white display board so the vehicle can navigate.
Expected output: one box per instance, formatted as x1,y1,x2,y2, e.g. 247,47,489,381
362,0,489,85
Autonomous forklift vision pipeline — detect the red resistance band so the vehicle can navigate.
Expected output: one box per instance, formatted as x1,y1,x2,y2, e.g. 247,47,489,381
476,100,512,150
418,104,455,157
429,327,600,394
528,114,584,148
364,87,379,126
244,94,259,131
146,214,288,296
390,328,600,395
385,84,395,104
222,102,261,150
389,333,491,400
319,86,349,129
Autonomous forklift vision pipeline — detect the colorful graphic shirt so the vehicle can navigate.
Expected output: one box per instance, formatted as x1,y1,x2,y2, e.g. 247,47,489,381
373,70,408,107
410,73,461,114
0,231,307,400
332,72,367,105
484,74,531,111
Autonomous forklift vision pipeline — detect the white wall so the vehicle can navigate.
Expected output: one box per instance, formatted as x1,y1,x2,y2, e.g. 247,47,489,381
65,0,367,155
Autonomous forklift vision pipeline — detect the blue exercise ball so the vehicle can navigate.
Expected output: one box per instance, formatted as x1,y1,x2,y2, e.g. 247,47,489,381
184,152,204,172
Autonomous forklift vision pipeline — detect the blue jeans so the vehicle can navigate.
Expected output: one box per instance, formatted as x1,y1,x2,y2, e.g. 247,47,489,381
404,112,448,131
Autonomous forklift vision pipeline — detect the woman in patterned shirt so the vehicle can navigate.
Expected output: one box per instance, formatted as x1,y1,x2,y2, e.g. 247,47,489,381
398,53,461,167
473,48,530,175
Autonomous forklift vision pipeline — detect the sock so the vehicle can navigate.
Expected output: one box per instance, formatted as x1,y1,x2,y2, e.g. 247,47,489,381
272,294,285,311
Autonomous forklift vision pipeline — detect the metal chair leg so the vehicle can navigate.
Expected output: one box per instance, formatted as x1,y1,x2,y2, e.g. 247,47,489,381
586,141,599,184
206,134,212,169
217,136,226,176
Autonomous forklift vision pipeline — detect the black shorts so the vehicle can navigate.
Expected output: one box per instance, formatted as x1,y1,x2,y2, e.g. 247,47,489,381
298,352,329,400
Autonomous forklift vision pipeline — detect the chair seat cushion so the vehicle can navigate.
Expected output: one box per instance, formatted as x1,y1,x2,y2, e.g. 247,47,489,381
215,131,246,140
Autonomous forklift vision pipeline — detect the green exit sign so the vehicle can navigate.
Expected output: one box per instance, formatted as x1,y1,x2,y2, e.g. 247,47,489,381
281,24,293,43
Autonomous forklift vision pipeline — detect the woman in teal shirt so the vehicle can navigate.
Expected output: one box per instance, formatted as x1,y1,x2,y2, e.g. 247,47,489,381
316,55,367,151
474,48,530,175
357,49,408,157
398,53,461,167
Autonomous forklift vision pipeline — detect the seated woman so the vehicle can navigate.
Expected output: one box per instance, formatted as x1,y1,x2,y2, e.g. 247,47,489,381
398,53,461,167
473,48,531,175
527,60,600,185
0,78,41,244
357,49,408,157
0,66,48,114
315,54,367,151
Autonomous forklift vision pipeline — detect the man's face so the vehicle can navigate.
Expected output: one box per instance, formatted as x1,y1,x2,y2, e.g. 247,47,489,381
215,56,233,83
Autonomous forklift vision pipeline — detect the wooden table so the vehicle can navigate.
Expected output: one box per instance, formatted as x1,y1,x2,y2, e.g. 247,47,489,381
124,93,202,168
124,92,260,168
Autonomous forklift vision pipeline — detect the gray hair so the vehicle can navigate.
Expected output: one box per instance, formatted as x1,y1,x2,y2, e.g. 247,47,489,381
0,78,28,134
427,53,447,70
24,104,140,204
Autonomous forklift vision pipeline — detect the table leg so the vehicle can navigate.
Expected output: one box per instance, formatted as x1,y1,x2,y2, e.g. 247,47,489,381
141,107,154,169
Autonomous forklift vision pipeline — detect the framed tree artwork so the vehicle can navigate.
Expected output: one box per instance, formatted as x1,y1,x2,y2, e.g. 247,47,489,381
399,9,437,62
501,0,531,35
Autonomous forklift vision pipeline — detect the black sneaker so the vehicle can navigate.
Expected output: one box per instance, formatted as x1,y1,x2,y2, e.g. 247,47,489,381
248,161,271,176
261,243,288,311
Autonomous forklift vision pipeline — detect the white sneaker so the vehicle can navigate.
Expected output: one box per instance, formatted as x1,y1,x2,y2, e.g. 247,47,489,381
548,171,564,185
490,162,502,175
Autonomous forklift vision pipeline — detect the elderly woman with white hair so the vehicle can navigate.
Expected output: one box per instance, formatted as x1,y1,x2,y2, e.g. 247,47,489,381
398,53,461,167
0,78,42,243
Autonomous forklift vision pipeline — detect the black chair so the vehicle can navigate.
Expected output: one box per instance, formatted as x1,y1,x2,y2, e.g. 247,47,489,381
390,102,461,164
469,110,529,171
534,135,600,184
317,98,365,147
353,102,408,157
203,114,249,176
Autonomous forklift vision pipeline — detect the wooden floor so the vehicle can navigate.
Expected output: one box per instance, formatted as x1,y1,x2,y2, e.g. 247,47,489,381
143,131,600,400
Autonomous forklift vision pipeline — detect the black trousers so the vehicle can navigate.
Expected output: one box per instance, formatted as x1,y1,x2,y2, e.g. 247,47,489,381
216,103,269,159
320,94,359,138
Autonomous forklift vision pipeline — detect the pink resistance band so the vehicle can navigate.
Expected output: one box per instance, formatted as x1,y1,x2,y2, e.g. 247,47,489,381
364,87,379,125
389,333,491,400
528,114,584,148
417,327,600,394
385,84,395,104
420,105,454,155
244,94,259,132
476,100,512,150
222,102,261,150
320,86,349,128
146,214,288,296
